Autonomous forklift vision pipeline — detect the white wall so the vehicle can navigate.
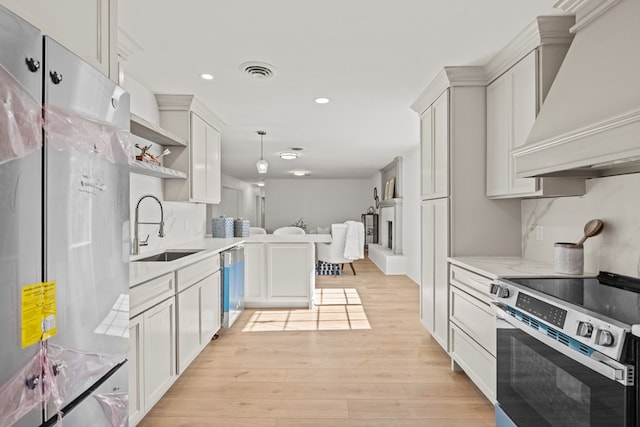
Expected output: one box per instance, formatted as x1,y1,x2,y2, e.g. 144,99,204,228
522,173,640,278
401,145,421,285
207,174,263,233
264,179,372,232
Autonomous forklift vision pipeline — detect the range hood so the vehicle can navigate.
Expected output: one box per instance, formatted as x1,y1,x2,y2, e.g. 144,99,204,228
514,0,640,178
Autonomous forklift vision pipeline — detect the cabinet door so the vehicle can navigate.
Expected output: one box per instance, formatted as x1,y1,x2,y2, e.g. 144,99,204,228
486,50,539,198
143,297,176,410
267,243,312,298
205,124,222,203
177,284,201,374
128,315,144,427
432,198,450,351
486,73,511,197
420,199,449,350
432,91,450,199
0,0,112,76
510,51,538,195
201,270,221,343
420,105,434,199
420,91,449,200
244,243,266,299
190,113,208,202
420,201,435,332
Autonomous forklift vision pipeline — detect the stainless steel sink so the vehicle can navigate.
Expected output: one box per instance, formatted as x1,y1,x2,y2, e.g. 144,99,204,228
132,250,202,262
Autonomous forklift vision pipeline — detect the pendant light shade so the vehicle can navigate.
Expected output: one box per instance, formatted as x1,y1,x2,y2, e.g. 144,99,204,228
256,130,268,174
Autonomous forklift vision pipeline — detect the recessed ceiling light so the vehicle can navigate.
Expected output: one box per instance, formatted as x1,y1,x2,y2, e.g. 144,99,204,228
279,152,298,160
292,170,309,176
314,97,330,104
256,181,265,187
200,73,214,80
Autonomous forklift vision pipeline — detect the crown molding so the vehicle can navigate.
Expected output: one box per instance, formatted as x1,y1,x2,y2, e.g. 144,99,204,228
156,94,227,130
410,66,485,114
555,0,621,32
483,15,575,84
117,27,142,61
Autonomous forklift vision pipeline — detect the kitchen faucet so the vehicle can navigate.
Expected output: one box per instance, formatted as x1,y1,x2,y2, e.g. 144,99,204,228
132,194,165,255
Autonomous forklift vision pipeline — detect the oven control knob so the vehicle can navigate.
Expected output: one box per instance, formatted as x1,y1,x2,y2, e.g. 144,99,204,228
596,330,615,347
577,322,593,338
496,286,510,299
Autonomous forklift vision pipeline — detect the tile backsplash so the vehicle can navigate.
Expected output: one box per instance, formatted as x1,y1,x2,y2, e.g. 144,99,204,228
522,173,640,278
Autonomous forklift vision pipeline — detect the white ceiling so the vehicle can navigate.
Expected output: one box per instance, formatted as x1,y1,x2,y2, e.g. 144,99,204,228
119,0,563,182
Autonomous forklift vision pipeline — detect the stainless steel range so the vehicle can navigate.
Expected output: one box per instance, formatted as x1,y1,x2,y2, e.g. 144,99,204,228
491,272,639,426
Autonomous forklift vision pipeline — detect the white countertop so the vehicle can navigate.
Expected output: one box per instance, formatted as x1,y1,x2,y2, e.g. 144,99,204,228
130,238,243,286
448,256,596,280
244,234,331,243
129,234,332,286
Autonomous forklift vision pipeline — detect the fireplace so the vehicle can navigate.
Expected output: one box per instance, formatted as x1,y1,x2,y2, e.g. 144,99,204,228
378,199,402,254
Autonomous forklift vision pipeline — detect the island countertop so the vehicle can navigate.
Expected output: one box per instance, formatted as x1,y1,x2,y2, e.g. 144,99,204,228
130,234,332,286
244,234,331,243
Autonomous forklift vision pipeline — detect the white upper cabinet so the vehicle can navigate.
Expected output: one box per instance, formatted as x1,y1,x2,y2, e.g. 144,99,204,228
484,16,585,199
156,95,224,204
420,91,450,200
1,0,116,78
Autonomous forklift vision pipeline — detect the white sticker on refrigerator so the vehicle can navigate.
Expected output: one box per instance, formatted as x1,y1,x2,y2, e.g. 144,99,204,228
21,281,57,348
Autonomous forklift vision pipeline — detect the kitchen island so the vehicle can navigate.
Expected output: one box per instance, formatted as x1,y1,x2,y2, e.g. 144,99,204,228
243,233,331,309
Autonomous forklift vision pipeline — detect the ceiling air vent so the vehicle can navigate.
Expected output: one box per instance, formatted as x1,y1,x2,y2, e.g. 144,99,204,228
240,61,277,79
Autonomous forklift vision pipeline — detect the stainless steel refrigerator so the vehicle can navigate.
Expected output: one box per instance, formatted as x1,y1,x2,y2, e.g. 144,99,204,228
0,5,131,427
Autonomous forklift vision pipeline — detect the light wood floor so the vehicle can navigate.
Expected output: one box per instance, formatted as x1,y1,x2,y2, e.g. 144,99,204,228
139,257,495,426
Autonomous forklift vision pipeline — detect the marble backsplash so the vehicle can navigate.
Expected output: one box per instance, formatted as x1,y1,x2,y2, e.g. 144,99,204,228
522,173,640,278
130,173,206,255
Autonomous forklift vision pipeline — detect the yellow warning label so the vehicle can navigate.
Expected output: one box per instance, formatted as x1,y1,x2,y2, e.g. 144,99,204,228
21,281,57,348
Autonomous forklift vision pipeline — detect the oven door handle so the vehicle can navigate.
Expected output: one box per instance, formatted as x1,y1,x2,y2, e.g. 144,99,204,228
491,302,634,386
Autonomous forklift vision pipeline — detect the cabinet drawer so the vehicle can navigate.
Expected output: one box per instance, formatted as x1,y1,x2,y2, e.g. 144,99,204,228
450,323,496,403
130,272,175,318
176,254,219,292
450,286,496,355
450,265,493,302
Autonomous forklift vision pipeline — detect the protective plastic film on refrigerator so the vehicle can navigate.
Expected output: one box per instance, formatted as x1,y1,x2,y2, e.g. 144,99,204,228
0,5,132,427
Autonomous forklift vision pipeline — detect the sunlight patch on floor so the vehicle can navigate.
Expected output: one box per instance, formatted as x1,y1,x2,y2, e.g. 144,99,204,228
242,288,370,332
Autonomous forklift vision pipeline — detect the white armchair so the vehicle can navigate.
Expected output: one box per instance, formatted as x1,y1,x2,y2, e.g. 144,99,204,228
273,226,306,235
316,223,357,275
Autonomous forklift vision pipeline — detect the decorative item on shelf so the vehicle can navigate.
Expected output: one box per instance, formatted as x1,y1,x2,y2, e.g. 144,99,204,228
367,206,375,214
290,217,310,232
384,180,390,200
212,215,234,238
134,144,171,164
388,177,395,198
134,143,156,163
233,218,250,237
256,130,268,174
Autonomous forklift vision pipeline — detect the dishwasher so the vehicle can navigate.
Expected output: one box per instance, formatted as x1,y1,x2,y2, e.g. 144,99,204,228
221,245,245,328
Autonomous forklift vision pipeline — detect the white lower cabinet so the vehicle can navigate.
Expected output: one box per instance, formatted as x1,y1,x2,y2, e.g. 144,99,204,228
129,252,223,426
128,315,144,426
420,198,449,351
244,242,314,308
448,264,496,403
177,269,221,374
143,298,177,408
450,323,496,403
129,296,177,427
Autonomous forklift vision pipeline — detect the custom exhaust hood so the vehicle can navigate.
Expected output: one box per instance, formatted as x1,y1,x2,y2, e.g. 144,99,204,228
514,0,640,178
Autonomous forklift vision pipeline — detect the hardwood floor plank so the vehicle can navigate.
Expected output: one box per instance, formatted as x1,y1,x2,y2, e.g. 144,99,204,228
136,257,495,426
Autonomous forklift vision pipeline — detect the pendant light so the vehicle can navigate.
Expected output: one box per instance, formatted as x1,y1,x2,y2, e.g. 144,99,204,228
256,130,268,174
